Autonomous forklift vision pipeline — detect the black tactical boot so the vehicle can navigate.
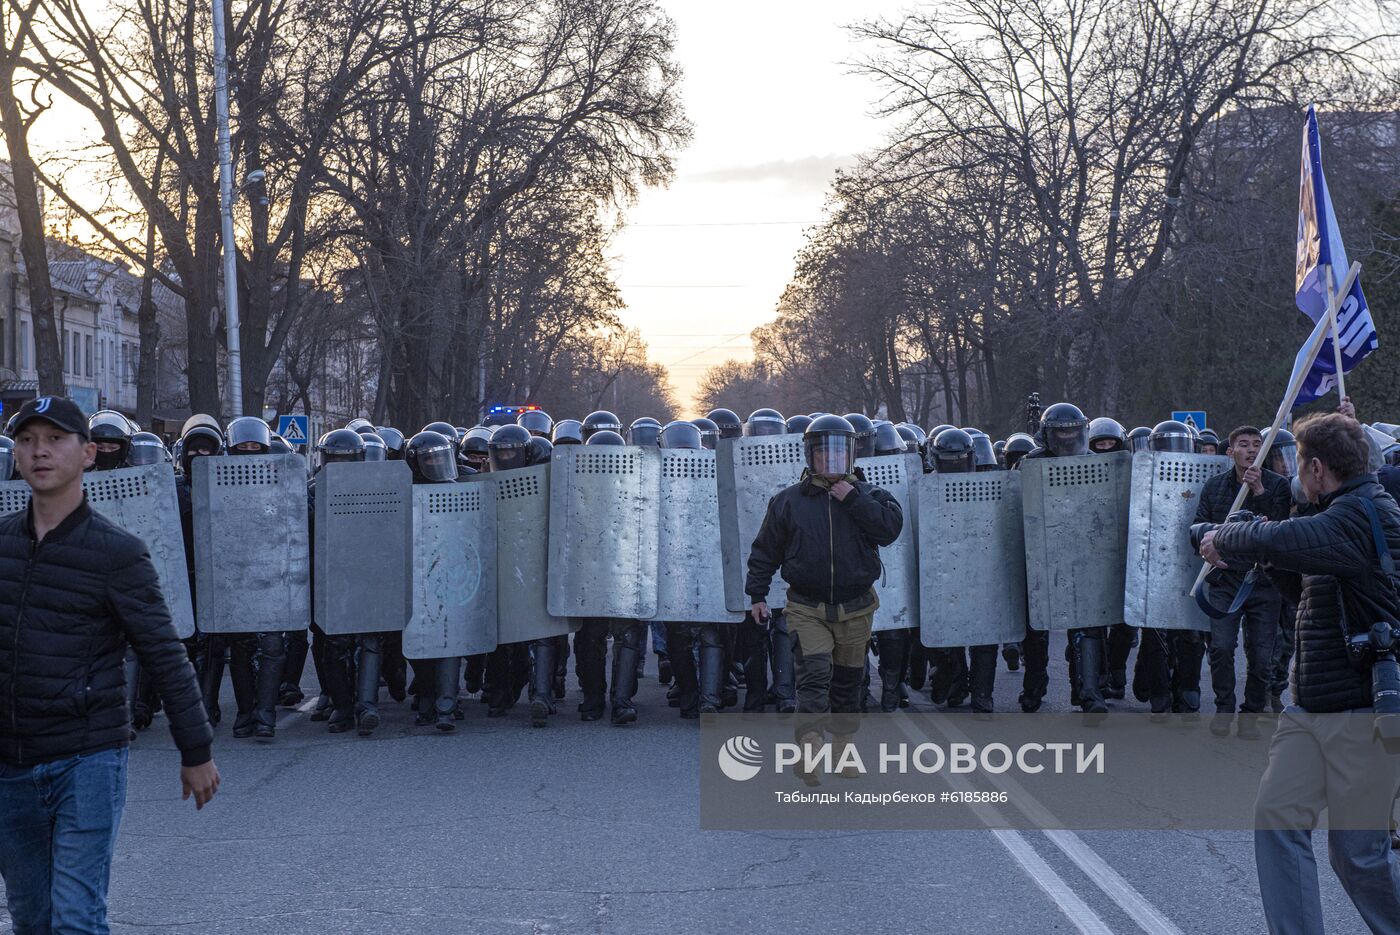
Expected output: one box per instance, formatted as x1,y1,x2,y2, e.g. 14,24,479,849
698,642,725,716
1105,668,1127,700
945,652,970,708
610,635,641,726
280,629,309,707
1002,642,1022,672
1075,635,1108,716
253,632,285,741
356,635,382,736
530,640,557,728
970,646,997,718
576,622,608,721
435,657,460,732
463,653,485,694
875,630,908,713
928,649,955,704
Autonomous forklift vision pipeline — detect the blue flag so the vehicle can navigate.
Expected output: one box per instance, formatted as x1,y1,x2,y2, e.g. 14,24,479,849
1293,105,1376,404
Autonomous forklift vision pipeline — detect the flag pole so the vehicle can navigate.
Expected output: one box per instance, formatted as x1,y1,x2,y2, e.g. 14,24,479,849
1188,260,1361,598
1325,262,1347,400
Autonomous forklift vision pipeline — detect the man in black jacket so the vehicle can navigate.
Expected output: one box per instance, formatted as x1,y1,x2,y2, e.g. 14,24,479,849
1199,413,1400,935
0,396,219,934
746,415,903,744
1194,425,1292,738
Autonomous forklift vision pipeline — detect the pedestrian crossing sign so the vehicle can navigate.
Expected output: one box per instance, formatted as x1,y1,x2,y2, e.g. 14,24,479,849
277,414,309,444
1171,410,1207,431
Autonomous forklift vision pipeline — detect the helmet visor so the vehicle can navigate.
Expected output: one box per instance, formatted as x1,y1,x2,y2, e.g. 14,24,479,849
363,444,387,462
490,447,530,472
806,435,854,477
418,445,458,482
1268,445,1298,477
1151,434,1194,454
1046,425,1088,457
126,439,166,466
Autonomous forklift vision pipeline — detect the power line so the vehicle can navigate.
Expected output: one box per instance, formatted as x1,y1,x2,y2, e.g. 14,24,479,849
625,220,818,228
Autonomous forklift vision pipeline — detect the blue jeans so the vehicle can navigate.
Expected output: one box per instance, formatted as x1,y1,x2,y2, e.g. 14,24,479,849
0,748,128,935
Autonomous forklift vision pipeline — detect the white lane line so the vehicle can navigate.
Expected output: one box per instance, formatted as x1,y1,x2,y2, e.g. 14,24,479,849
921,715,1184,935
890,717,1113,935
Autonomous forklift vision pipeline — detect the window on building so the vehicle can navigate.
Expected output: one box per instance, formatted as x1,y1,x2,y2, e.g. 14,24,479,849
84,334,93,377
20,321,29,371
72,332,80,374
61,328,69,373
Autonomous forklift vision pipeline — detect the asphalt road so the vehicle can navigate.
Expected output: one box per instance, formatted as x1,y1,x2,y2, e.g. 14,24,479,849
0,636,1379,935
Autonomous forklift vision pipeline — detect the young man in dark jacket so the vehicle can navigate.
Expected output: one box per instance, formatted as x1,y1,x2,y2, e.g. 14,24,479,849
1198,412,1400,935
0,396,219,934
746,415,903,745
1194,425,1293,738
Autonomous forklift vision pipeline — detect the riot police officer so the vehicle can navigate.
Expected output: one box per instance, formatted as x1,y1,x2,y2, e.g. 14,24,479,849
518,409,554,439
691,417,720,450
89,411,133,471
375,426,407,460
582,411,623,442
1087,417,1138,700
842,414,877,459
404,430,464,731
479,425,534,720
1003,433,1035,470
552,420,583,445
705,409,742,441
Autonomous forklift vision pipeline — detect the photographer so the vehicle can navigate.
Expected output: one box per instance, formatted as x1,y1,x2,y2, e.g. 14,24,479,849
1197,413,1400,934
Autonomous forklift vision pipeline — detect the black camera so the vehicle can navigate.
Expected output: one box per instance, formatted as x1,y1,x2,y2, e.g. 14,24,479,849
1347,622,1400,753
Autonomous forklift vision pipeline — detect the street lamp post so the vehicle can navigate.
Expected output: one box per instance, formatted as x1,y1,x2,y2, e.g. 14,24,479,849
211,0,242,418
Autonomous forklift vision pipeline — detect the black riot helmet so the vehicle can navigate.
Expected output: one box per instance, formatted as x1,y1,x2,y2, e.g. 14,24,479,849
125,431,167,467
706,408,742,440
585,430,626,446
1087,417,1127,454
928,424,955,440
517,409,554,438
0,436,12,480
421,421,460,456
1197,427,1221,455
967,430,998,471
179,424,223,475
526,436,553,465
932,428,977,473
317,428,366,466
896,424,922,454
873,422,905,456
1265,428,1297,476
582,410,623,441
1039,403,1090,457
488,424,533,472
785,414,813,436
1148,420,1194,454
1003,433,1036,470
552,419,583,446
691,417,720,450
461,426,492,469
227,416,272,455
345,418,374,433
628,417,662,447
375,426,406,460
1127,426,1152,453
89,411,133,470
269,435,293,456
360,432,387,462
993,439,1007,464
405,430,458,483
842,414,877,459
660,420,703,450
744,408,787,438
804,415,856,478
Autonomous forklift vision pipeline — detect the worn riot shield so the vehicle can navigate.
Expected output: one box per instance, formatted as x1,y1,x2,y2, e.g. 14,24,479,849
0,467,194,639
404,483,498,659
918,471,1028,647
486,465,572,643
856,454,921,631
651,448,744,624
1123,451,1229,632
1021,452,1132,631
547,446,661,619
718,435,806,612
314,460,412,635
192,454,310,633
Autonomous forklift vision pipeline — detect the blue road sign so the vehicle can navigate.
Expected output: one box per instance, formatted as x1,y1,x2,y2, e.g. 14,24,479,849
277,414,309,445
1171,411,1207,431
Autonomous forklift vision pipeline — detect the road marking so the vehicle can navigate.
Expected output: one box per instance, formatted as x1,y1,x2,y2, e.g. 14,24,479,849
919,715,1184,935
890,717,1113,934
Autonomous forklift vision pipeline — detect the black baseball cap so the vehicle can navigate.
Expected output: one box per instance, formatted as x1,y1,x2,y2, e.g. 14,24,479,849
10,396,91,440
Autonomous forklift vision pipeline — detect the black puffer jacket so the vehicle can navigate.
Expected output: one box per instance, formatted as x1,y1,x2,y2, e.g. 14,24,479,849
0,498,213,766
746,470,903,606
1194,466,1292,589
1212,474,1400,712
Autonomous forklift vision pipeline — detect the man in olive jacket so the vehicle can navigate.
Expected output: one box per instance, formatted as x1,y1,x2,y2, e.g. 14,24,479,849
0,396,219,935
746,415,903,743
1199,412,1400,935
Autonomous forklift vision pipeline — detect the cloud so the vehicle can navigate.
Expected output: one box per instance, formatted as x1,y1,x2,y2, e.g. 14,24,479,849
685,154,856,192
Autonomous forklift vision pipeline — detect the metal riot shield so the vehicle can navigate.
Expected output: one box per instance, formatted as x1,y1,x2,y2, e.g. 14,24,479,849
0,467,194,639
192,454,310,633
718,434,806,612
547,446,661,619
404,483,498,659
314,460,412,635
651,448,744,624
856,454,921,631
1123,451,1229,632
918,471,1028,648
1021,452,1132,631
486,465,571,643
